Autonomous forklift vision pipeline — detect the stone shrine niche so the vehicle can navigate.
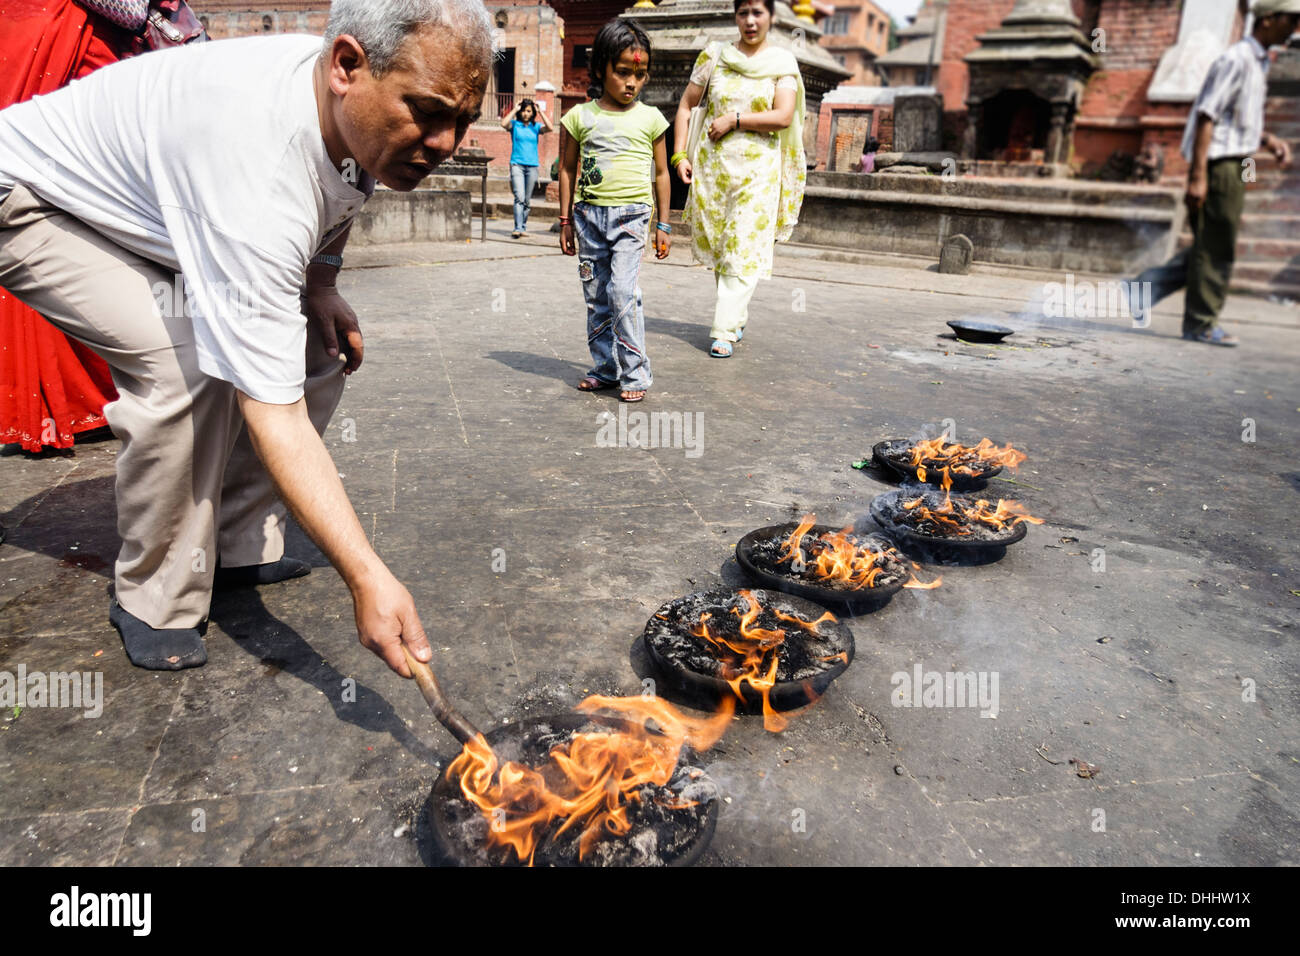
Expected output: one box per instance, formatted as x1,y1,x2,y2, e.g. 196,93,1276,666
980,90,1052,162
962,0,1099,173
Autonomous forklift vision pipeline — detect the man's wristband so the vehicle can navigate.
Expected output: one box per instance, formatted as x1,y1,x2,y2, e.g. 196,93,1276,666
656,222,672,234
310,254,343,270
736,112,741,131
670,151,688,167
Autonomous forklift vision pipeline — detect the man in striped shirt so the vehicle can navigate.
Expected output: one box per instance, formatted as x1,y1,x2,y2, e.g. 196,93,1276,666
1134,0,1298,346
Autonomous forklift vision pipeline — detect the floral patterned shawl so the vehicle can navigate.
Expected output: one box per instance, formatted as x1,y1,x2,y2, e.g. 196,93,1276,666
709,42,807,240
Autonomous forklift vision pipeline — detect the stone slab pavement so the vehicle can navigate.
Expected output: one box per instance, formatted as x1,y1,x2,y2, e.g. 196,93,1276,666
2,230,1297,866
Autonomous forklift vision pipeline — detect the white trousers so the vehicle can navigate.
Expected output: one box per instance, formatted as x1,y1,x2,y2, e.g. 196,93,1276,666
710,272,759,343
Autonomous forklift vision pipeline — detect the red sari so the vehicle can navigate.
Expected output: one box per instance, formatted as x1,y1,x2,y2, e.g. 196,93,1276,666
0,1,134,451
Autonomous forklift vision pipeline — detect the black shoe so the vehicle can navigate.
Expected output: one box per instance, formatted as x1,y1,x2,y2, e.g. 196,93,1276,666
109,601,207,670
213,556,311,590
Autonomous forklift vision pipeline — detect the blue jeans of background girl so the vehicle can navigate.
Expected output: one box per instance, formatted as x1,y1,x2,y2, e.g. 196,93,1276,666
510,163,538,232
573,202,652,391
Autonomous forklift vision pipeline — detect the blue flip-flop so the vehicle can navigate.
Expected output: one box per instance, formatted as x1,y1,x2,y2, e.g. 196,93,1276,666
710,339,733,358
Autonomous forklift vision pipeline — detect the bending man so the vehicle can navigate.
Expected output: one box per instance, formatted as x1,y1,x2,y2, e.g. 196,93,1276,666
0,0,491,672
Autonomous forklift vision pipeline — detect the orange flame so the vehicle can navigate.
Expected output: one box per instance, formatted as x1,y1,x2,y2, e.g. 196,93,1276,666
901,492,1044,537
778,514,940,591
690,589,835,733
906,437,1027,484
448,694,735,866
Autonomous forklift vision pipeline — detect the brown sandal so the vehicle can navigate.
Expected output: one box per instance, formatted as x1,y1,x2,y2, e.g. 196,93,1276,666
578,376,617,391
619,390,647,403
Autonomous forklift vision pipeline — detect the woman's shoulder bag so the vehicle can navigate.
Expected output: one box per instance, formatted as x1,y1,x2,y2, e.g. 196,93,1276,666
685,42,725,164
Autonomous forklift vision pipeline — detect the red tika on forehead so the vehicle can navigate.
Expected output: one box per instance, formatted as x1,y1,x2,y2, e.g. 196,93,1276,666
632,50,642,65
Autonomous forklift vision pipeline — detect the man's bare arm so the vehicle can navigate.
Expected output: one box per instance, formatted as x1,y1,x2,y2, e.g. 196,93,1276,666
236,392,431,676
1186,114,1215,215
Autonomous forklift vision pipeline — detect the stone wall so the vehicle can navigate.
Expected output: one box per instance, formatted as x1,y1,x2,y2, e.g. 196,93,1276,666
348,189,472,245
791,170,1183,274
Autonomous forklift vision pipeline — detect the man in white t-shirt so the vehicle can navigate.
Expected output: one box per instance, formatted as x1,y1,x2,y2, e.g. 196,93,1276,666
0,0,490,674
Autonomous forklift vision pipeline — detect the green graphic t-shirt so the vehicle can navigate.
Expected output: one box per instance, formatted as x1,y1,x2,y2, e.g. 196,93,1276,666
560,100,669,207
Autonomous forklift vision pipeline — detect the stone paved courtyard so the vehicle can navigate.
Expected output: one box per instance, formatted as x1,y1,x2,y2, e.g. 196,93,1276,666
2,228,1297,866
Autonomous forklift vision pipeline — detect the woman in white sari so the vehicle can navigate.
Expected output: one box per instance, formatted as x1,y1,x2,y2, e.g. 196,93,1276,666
672,0,806,358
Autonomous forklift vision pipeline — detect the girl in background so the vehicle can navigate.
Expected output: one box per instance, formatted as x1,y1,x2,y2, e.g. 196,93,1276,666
501,97,552,238
558,18,671,404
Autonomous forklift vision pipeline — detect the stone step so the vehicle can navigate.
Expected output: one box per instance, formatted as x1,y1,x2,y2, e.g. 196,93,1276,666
1246,190,1300,213
1167,240,1300,296
430,173,552,202
472,196,560,221
1240,212,1300,238
469,197,690,233
1233,260,1300,291
1232,276,1300,300
1238,235,1300,260
1244,173,1298,191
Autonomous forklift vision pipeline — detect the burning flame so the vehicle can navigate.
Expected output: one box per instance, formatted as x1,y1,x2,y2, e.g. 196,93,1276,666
689,589,842,733
901,486,1044,536
905,437,1027,485
777,514,940,591
448,694,734,866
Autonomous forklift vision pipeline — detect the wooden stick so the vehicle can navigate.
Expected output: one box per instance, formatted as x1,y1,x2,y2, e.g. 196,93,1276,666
401,645,486,748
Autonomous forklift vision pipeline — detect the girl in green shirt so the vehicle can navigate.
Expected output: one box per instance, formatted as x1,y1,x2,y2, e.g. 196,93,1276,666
558,18,672,404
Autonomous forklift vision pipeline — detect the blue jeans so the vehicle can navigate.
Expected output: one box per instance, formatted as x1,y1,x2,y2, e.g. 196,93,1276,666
510,163,538,232
1134,248,1190,310
573,202,652,391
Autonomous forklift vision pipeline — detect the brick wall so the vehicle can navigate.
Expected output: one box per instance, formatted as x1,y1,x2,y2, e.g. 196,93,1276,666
1091,0,1181,71
938,0,1199,175
484,3,566,106
199,7,330,39
936,0,1016,128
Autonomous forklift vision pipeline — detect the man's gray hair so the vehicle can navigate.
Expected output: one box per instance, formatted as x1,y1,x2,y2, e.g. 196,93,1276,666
323,0,493,77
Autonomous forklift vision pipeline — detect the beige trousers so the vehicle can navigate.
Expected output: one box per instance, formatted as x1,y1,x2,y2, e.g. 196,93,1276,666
710,272,760,343
0,184,345,628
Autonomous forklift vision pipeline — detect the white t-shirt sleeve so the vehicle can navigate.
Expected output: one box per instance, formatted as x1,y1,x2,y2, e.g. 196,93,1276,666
159,204,309,404
143,47,328,405
0,36,355,404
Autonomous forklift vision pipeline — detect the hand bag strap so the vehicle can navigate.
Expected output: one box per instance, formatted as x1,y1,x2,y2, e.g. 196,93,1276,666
698,42,724,105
